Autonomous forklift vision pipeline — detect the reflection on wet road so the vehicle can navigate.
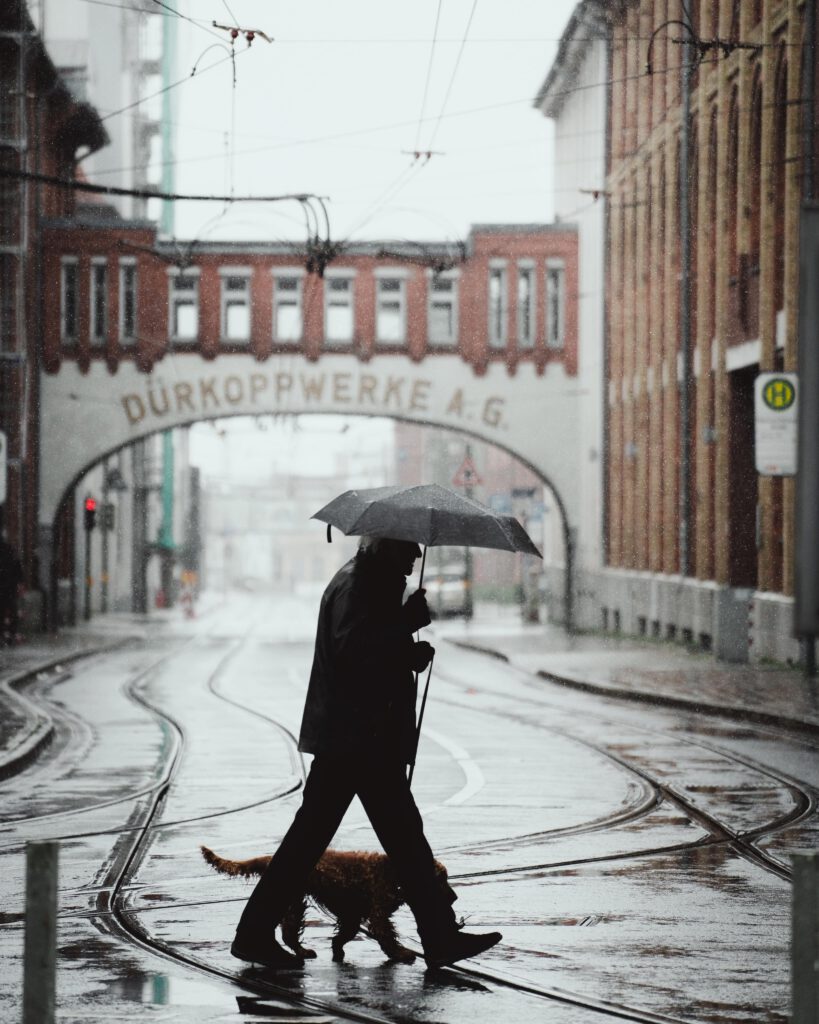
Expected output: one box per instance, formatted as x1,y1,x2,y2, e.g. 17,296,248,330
0,591,807,1022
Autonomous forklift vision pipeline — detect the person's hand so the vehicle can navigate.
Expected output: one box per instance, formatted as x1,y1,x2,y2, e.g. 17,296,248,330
410,640,435,672
402,588,431,632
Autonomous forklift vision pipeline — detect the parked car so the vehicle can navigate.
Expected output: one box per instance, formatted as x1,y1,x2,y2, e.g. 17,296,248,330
425,565,469,618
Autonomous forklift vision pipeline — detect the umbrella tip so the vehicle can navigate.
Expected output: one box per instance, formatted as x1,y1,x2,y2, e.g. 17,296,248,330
327,523,332,543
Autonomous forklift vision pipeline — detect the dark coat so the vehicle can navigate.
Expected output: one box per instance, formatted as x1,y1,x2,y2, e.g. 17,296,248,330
298,555,418,763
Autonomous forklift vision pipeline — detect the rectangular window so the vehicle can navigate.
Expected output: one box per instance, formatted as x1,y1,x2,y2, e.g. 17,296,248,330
546,261,565,349
517,266,535,348
61,257,78,344
169,271,199,342
119,261,137,343
376,277,405,344
428,274,458,346
325,275,354,345
221,272,250,342
273,273,303,343
90,259,107,345
488,266,507,348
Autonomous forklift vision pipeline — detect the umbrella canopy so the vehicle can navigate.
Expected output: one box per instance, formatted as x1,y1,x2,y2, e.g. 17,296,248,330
312,483,542,558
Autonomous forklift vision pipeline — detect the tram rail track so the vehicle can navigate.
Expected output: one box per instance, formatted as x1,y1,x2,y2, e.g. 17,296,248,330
4,628,804,1022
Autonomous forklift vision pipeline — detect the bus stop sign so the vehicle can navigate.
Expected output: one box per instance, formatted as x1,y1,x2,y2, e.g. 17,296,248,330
754,373,798,476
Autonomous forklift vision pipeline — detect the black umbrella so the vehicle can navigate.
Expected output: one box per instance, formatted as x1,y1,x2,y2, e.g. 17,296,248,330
312,483,542,571
312,483,542,783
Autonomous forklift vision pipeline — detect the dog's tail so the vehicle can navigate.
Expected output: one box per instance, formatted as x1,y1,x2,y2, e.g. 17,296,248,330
200,845,271,878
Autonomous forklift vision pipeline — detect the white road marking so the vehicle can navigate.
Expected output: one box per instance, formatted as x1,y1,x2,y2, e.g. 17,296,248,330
421,726,486,805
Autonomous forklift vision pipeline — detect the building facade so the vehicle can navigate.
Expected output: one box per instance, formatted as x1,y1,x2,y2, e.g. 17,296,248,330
601,0,816,661
0,0,107,629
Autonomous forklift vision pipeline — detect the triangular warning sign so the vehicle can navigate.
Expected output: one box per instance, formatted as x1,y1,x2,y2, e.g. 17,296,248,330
452,455,482,488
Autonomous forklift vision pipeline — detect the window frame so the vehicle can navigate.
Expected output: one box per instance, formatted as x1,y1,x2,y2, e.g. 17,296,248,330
488,262,508,349
61,256,79,345
375,269,409,346
516,261,536,349
427,269,459,347
271,266,305,344
119,257,137,345
167,266,201,344
324,269,356,347
90,257,108,346
219,266,253,344
546,258,565,350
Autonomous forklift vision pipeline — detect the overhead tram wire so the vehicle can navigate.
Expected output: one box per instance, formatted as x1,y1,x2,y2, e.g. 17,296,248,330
92,54,722,167
100,44,251,124
149,0,225,43
425,0,480,154
414,0,444,154
0,167,322,208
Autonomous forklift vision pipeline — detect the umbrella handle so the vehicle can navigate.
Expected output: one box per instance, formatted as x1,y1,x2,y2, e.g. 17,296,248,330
407,650,435,787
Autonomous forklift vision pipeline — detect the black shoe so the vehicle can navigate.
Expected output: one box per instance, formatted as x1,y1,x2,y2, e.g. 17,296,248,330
424,930,502,969
231,935,304,970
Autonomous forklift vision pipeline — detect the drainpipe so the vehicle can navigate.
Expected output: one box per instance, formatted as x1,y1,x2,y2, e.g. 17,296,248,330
804,0,816,203
678,1,693,578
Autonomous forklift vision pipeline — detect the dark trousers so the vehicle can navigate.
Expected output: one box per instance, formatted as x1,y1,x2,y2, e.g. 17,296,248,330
236,751,458,950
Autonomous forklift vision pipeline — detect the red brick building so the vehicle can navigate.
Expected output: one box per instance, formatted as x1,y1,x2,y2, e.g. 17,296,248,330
602,0,817,661
0,0,107,624
39,221,577,377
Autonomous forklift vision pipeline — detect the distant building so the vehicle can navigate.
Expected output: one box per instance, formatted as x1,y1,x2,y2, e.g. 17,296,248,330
534,0,608,628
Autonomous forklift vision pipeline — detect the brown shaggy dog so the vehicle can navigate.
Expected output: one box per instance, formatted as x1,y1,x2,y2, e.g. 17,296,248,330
201,845,450,963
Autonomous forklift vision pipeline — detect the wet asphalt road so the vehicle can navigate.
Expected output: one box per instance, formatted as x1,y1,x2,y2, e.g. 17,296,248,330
1,591,813,1023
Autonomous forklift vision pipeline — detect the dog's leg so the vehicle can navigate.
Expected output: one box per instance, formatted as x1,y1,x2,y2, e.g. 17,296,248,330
331,913,361,962
281,899,316,959
367,913,416,964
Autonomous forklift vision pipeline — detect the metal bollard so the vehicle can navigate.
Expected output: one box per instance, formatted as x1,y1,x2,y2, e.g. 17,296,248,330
23,842,58,1024
792,852,819,1024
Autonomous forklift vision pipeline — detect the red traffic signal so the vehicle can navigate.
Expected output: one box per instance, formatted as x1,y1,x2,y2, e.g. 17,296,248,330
84,495,97,531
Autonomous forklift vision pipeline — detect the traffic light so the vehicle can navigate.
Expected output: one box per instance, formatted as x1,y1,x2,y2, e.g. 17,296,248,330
84,496,97,532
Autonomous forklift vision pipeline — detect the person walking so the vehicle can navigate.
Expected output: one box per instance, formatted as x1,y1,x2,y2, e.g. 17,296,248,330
0,534,23,646
232,536,501,970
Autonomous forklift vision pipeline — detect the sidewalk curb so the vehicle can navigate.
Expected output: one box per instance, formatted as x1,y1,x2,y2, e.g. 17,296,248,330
0,639,132,781
449,638,819,739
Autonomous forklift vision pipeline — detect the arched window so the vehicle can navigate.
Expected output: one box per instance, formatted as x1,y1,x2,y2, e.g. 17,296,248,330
773,52,788,314
707,108,718,345
726,89,739,343
744,70,762,337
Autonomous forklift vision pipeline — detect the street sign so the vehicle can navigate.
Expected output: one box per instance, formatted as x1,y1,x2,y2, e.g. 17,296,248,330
755,372,798,476
452,454,482,488
0,430,6,505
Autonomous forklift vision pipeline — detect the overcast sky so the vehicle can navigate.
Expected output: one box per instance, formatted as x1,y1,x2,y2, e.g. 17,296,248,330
163,1,578,245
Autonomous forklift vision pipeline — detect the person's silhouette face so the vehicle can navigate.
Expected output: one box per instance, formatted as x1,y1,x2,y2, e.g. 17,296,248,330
379,539,422,577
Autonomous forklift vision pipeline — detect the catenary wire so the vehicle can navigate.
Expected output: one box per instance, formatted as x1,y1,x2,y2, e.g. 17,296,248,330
414,0,444,153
